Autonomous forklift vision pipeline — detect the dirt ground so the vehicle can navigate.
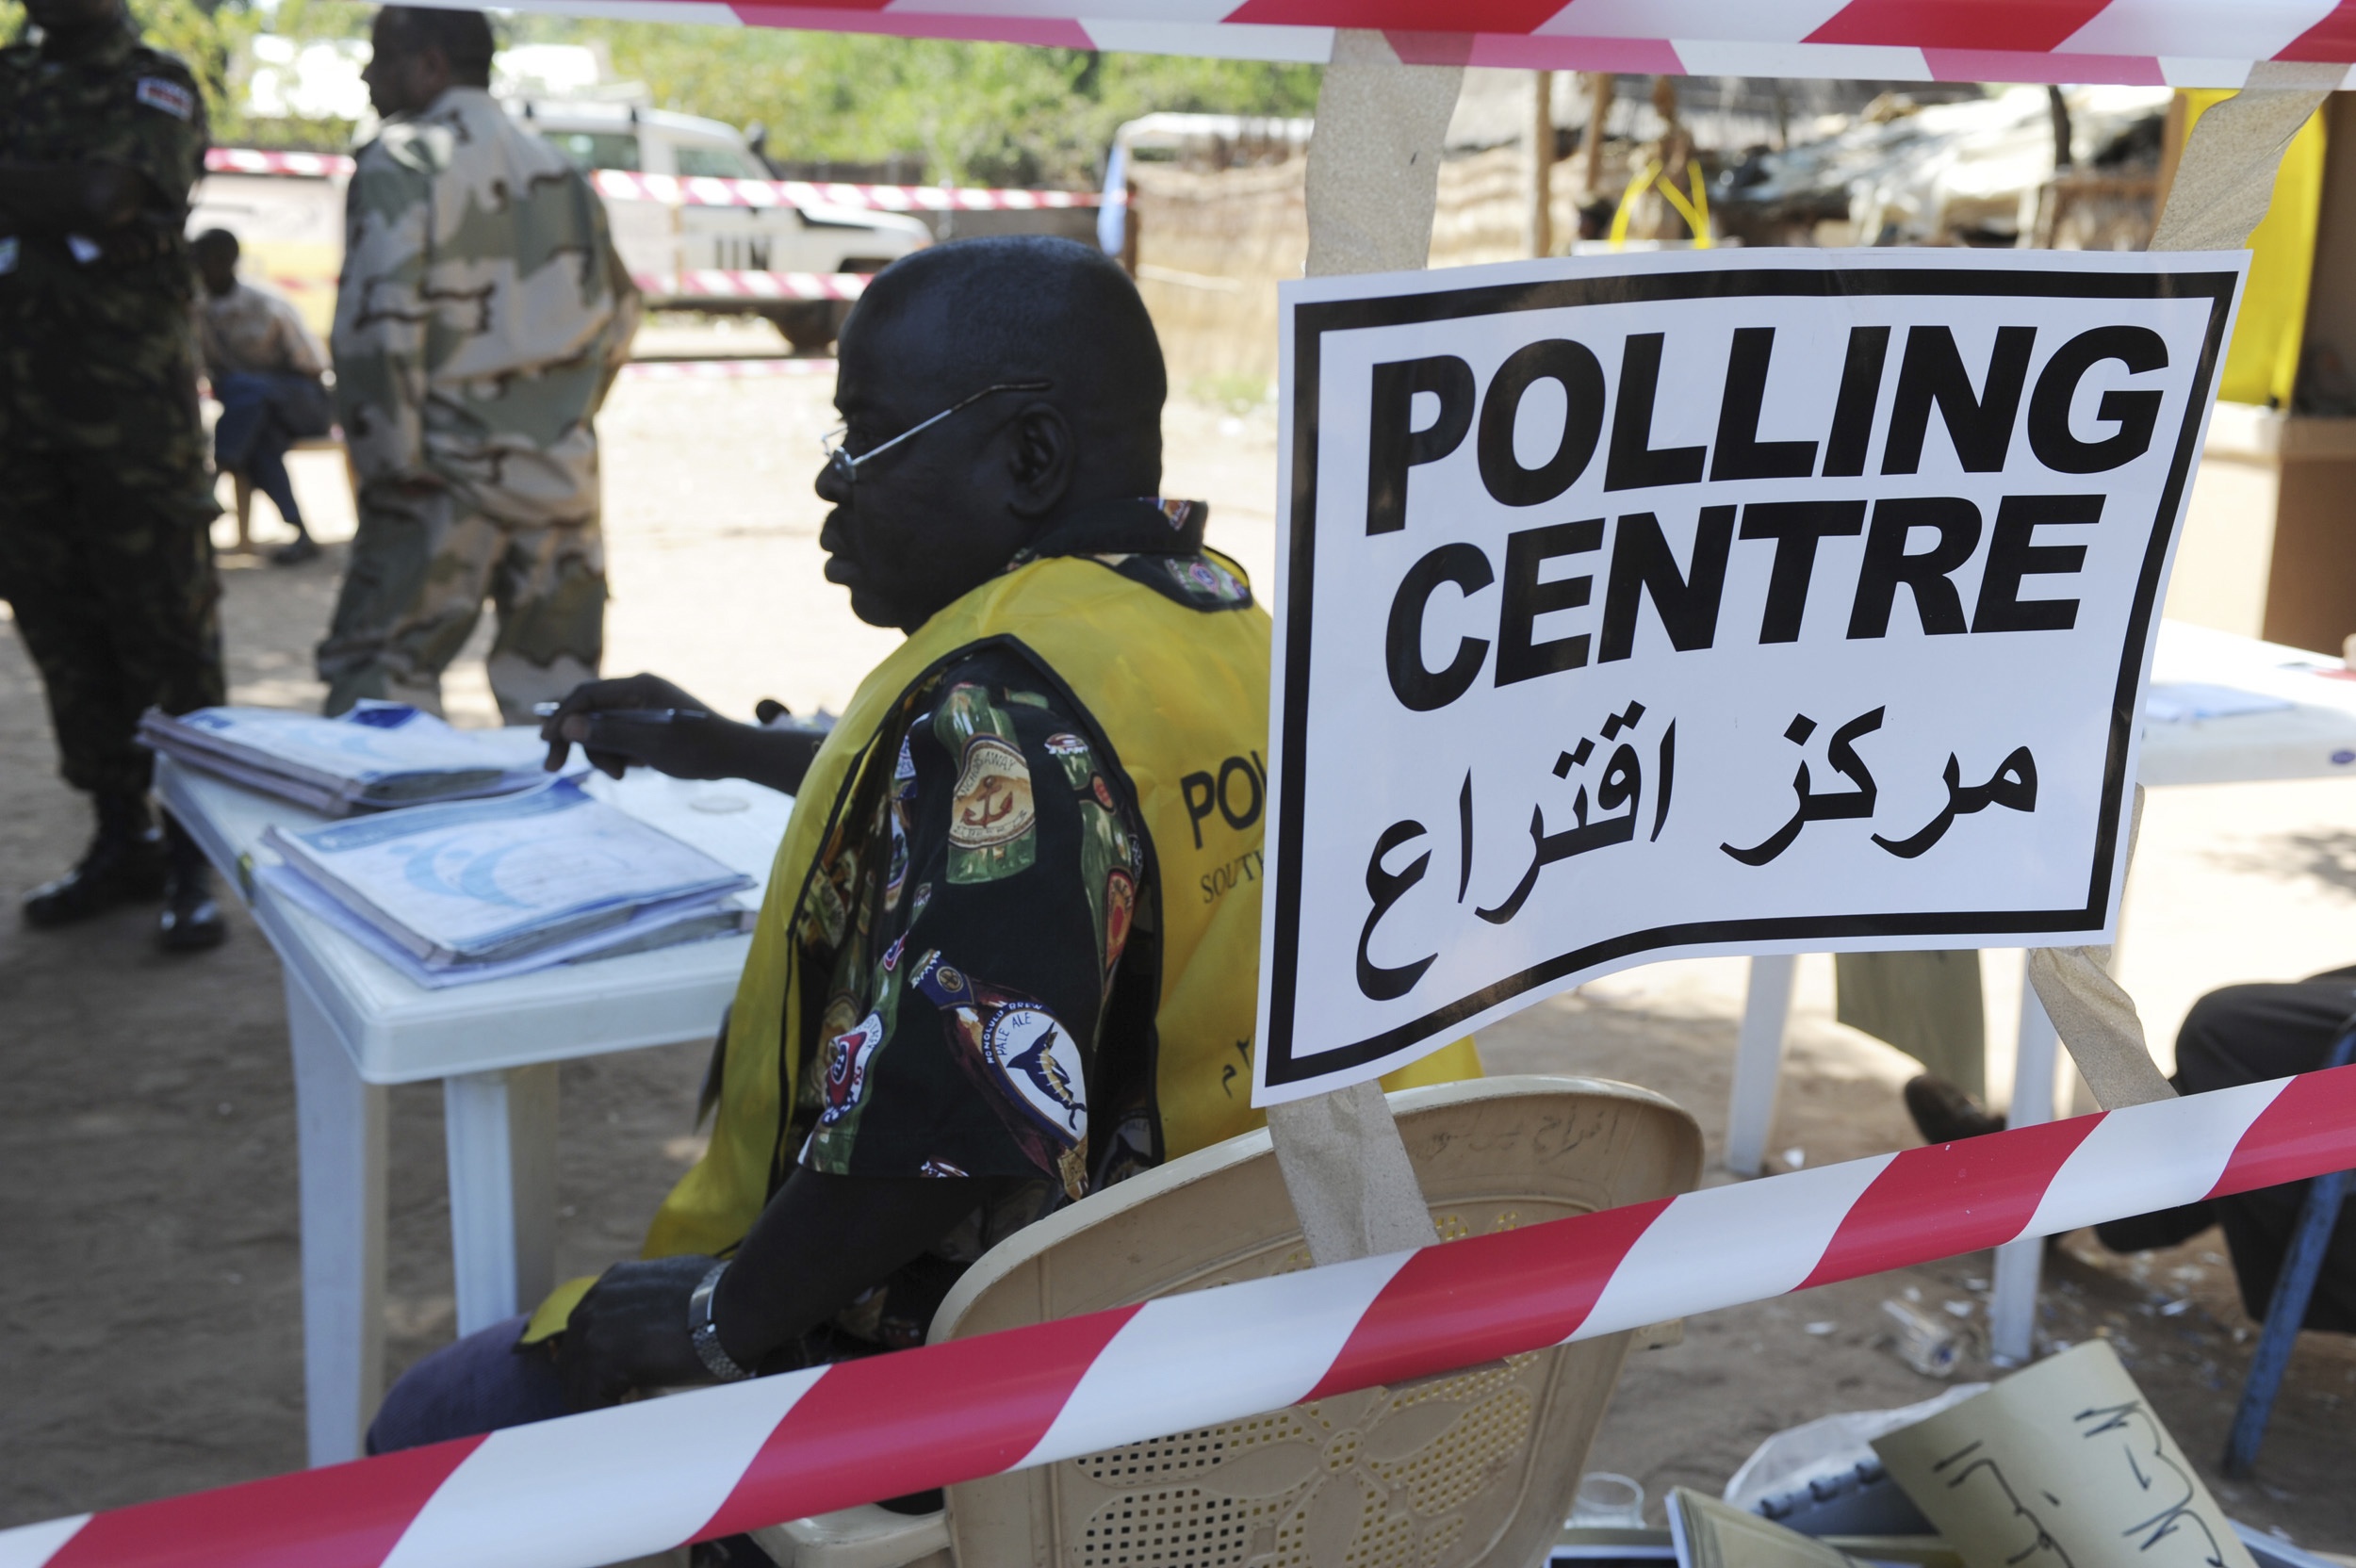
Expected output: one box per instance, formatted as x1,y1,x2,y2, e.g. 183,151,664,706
2,351,2352,1553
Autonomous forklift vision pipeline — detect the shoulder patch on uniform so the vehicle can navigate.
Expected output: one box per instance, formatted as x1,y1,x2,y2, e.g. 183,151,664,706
135,76,195,119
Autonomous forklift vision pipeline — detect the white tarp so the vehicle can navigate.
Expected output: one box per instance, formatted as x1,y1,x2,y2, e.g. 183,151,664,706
1252,247,2246,1103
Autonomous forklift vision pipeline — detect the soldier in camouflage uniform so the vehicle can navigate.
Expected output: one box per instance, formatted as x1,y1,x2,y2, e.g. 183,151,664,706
0,0,229,950
319,7,639,725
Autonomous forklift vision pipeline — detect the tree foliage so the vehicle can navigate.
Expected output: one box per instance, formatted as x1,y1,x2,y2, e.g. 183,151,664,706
3,0,263,139
2,0,1318,184
505,20,1319,187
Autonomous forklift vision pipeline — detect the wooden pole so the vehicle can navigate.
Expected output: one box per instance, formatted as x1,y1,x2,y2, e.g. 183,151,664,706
1528,70,1554,258
1583,71,1611,200
1277,29,1464,1265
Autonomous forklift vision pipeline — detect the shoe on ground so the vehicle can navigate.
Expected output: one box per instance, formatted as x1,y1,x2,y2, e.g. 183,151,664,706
2094,1201,2217,1254
157,872,226,952
23,797,167,928
1903,1073,2006,1145
271,535,321,566
157,816,227,953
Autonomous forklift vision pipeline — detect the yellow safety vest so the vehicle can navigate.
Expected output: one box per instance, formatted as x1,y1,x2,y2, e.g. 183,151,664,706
528,551,1480,1338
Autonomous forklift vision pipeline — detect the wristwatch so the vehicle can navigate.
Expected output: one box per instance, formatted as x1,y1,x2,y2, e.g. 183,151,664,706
689,1261,755,1382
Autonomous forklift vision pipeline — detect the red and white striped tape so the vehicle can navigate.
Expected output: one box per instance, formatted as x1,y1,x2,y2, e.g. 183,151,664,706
203,148,356,177
200,152,1097,214
255,0,2356,87
7,1066,2351,1568
589,169,1099,212
632,270,871,301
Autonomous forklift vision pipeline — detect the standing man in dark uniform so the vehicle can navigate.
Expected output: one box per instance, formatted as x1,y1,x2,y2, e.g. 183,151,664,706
0,0,228,950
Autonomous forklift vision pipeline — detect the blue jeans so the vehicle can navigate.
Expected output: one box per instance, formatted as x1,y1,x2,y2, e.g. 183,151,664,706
214,371,329,534
367,1314,571,1454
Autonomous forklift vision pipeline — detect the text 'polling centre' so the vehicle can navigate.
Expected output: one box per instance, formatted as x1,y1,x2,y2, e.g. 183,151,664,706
1252,250,2247,1103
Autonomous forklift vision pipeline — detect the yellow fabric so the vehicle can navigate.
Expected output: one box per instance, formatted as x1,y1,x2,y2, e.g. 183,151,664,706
526,553,1480,1343
529,1274,597,1341
2180,90,2324,407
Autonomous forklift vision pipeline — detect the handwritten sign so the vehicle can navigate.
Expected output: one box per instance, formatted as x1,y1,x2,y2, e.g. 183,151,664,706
1253,249,2244,1102
1873,1341,2255,1568
1668,1487,1869,1568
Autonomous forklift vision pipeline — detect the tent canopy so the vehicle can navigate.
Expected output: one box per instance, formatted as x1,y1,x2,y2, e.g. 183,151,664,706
470,0,2356,85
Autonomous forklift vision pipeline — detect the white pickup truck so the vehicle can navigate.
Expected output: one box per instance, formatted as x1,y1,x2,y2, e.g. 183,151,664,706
517,99,930,349
188,100,927,352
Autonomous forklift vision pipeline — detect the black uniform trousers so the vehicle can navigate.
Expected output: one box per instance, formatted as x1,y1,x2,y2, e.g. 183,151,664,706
2171,966,2356,1332
0,433,225,800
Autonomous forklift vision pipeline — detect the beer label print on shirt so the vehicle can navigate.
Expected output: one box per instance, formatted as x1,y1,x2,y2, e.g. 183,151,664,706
914,951,1090,1199
935,683,1038,883
818,1011,886,1127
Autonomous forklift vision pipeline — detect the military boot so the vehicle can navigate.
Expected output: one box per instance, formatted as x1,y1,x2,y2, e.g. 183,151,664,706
23,793,168,927
157,813,227,953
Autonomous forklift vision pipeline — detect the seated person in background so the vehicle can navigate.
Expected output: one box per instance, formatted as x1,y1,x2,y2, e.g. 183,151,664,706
1910,962,2356,1331
365,236,1478,1452
2087,967,2356,1332
191,227,332,565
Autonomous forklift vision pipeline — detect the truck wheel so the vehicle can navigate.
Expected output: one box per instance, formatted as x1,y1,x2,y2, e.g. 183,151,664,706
762,302,848,355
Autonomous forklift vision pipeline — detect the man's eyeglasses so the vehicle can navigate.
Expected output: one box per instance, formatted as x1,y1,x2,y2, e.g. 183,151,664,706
820,380,1052,485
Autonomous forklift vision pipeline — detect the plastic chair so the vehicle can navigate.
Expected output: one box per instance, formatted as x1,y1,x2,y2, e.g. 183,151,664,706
2220,1010,2356,1478
751,1074,1703,1568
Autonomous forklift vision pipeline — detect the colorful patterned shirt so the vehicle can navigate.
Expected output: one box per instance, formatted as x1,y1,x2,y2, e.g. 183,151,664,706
777,496,1255,1349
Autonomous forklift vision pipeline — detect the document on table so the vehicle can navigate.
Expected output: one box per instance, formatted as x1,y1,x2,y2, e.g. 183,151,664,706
256,862,751,987
1873,1341,2254,1568
141,702,564,812
2142,683,2295,724
262,777,752,968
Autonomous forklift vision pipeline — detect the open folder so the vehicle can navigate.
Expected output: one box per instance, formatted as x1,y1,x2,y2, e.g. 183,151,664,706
260,777,755,985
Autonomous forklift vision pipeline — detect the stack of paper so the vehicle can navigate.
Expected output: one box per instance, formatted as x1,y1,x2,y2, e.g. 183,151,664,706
2142,682,2294,724
259,778,755,986
140,703,558,814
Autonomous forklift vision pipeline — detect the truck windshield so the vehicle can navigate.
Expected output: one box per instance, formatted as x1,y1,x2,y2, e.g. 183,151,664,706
547,131,642,172
676,145,769,179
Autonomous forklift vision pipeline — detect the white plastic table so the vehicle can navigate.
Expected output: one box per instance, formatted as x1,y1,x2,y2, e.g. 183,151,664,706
155,755,793,1466
1723,620,2356,1363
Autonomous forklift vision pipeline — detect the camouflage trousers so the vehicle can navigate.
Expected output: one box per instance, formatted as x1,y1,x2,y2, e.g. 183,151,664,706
317,482,606,725
0,436,226,799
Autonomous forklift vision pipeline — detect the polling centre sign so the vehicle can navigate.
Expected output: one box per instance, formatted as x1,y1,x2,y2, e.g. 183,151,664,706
1252,248,2246,1104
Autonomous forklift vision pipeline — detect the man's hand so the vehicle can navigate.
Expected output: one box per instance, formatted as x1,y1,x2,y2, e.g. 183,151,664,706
541,673,824,794
556,1253,720,1411
539,673,727,780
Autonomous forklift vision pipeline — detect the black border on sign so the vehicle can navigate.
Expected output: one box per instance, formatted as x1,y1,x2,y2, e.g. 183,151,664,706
1263,264,2240,1089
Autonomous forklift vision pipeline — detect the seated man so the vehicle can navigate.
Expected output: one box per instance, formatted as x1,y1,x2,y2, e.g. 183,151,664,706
2087,967,2356,1331
1906,960,2355,1331
366,237,1477,1449
190,228,332,565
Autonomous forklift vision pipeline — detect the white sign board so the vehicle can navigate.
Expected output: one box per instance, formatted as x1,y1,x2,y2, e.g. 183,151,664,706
1252,249,2244,1105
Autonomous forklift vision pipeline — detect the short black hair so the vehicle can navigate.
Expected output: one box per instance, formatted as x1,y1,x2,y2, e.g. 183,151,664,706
852,237,1166,468
376,6,496,86
191,228,239,263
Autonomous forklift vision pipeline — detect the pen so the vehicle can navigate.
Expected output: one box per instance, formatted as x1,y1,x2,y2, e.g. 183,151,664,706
532,705,712,725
